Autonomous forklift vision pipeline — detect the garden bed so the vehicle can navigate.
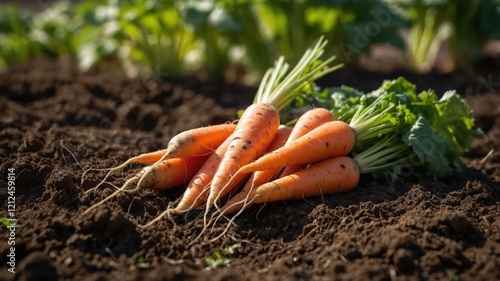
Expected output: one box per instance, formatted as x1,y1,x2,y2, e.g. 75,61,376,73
0,56,499,281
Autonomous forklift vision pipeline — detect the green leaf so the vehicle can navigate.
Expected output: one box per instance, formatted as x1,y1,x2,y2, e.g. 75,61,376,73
403,116,453,179
434,90,477,153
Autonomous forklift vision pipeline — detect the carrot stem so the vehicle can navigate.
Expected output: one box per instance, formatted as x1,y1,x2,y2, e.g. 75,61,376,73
254,36,343,111
353,136,411,174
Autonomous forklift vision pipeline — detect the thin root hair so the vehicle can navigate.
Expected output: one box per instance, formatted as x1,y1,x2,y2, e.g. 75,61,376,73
209,195,258,242
137,208,173,229
60,139,84,172
82,175,139,215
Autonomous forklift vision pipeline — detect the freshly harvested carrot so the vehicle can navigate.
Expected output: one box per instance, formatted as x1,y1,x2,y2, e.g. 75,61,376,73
217,126,292,215
287,108,335,142
155,123,236,161
114,149,169,167
226,156,360,214
205,103,281,211
136,123,236,191
83,149,169,194
218,108,334,216
174,133,233,214
237,120,355,175
83,154,210,214
86,124,235,194
279,107,335,177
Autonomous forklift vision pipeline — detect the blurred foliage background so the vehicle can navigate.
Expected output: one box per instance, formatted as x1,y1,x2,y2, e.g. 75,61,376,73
1,0,499,81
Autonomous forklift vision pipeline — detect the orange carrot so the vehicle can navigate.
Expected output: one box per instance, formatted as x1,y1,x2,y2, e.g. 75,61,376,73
227,156,360,214
279,107,335,177
136,123,236,192
134,155,211,191
237,120,355,175
173,133,233,214
217,108,334,216
157,123,236,161
84,154,210,215
86,124,235,194
205,103,281,211
116,149,169,167
217,126,292,215
286,108,335,142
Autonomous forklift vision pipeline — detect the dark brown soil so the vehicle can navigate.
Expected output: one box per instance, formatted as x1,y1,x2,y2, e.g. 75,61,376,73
0,56,499,281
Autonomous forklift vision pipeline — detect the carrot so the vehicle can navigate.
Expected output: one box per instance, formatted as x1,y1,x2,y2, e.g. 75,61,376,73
287,108,335,142
138,135,237,229
173,135,232,213
217,126,292,216
218,108,334,216
83,149,169,194
141,126,292,229
228,156,360,214
236,120,355,176
154,123,236,161
205,103,281,211
136,123,236,192
279,107,335,177
114,149,169,167
85,124,235,194
83,154,210,215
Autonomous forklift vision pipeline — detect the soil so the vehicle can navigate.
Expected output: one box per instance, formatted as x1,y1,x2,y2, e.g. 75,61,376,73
0,56,499,281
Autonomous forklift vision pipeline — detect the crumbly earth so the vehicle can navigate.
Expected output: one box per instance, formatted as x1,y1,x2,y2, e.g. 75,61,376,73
0,57,499,281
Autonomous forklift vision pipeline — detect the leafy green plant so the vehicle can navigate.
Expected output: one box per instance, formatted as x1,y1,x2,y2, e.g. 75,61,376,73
386,0,500,72
0,1,114,71
446,0,500,70
220,0,277,74
204,243,241,269
1,0,495,76
182,0,243,78
240,0,405,69
0,5,34,69
29,1,80,57
0,217,17,228
71,0,127,72
124,0,198,78
74,0,198,78
386,0,452,73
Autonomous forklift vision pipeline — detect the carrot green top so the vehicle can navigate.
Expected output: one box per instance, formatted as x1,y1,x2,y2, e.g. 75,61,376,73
253,36,343,112
297,77,479,180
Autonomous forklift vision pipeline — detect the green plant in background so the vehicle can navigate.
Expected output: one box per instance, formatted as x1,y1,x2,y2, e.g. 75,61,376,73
29,1,79,58
182,0,243,79
247,0,406,67
0,2,81,70
386,0,500,73
74,0,198,78
123,0,197,79
0,0,498,76
72,0,128,72
446,0,500,70
0,5,34,69
386,0,452,73
331,0,407,63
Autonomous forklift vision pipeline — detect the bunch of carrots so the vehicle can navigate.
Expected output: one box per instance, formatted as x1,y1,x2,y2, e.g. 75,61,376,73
83,37,477,232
